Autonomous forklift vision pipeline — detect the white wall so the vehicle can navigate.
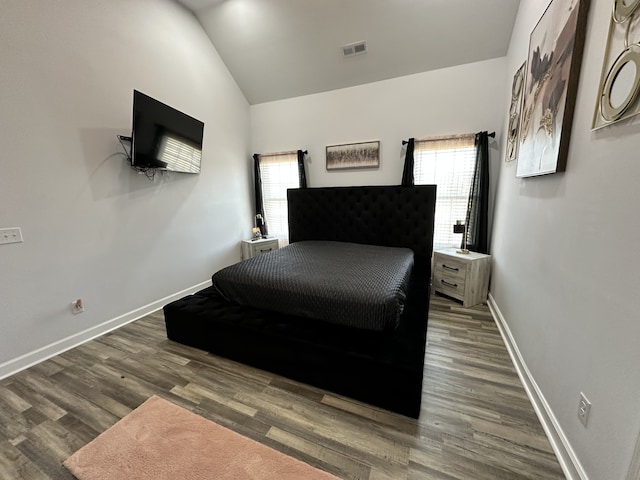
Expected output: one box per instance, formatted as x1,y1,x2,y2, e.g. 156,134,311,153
492,1,640,479
0,0,252,374
5,1,637,477
251,59,506,214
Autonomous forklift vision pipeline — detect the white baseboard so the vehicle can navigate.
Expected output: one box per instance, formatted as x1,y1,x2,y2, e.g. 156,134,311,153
0,281,211,381
487,293,588,480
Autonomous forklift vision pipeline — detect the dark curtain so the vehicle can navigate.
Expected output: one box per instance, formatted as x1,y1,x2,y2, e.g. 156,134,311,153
401,138,415,186
465,132,490,254
297,150,308,188
252,153,267,236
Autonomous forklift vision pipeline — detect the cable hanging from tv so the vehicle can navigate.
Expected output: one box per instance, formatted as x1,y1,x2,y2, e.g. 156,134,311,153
117,134,132,161
116,134,157,180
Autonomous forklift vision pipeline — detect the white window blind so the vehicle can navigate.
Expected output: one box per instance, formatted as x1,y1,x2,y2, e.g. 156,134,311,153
414,134,476,251
259,151,299,245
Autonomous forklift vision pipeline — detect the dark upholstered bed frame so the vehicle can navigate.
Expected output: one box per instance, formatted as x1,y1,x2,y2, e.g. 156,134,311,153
163,185,436,418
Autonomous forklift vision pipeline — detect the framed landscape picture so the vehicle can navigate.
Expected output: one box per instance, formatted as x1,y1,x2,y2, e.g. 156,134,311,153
326,141,380,170
516,0,589,178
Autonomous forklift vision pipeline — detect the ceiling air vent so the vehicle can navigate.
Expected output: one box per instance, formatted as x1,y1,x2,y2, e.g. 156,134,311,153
342,41,367,57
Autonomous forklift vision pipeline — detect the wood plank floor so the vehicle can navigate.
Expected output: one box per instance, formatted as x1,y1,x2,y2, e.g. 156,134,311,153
0,294,565,479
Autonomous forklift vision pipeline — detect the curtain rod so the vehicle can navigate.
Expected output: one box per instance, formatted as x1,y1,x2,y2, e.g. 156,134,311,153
403,131,495,145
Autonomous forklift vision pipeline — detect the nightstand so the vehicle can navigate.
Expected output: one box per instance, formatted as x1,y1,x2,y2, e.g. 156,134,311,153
241,237,279,260
433,248,491,307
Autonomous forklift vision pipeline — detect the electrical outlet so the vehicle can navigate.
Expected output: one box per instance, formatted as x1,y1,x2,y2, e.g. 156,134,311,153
71,299,84,315
0,227,23,245
578,392,591,427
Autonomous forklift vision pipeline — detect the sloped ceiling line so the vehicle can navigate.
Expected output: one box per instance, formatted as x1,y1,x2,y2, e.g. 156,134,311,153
177,0,521,105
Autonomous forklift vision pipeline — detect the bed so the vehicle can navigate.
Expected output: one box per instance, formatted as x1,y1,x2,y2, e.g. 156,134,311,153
163,185,436,418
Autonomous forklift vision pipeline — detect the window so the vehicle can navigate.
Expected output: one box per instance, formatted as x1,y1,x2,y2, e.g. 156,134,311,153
259,151,300,244
413,134,476,251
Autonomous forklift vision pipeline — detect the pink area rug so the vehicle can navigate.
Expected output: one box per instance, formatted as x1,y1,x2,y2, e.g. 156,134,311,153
64,395,341,480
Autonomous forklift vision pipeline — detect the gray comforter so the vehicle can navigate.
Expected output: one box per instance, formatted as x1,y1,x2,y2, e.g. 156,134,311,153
212,240,414,331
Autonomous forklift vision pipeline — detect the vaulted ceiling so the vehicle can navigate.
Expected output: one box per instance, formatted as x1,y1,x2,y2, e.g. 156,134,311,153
177,0,521,105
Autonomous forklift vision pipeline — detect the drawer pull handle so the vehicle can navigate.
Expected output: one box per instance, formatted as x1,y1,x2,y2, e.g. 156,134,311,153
441,280,458,288
443,264,459,272
259,248,272,253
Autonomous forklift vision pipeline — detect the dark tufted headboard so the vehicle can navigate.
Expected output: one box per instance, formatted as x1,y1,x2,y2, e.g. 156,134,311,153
287,185,437,259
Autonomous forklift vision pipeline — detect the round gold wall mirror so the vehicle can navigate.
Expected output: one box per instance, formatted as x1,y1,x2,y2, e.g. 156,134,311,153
600,44,640,121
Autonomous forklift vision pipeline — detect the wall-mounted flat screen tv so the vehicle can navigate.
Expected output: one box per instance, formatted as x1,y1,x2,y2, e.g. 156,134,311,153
131,90,204,173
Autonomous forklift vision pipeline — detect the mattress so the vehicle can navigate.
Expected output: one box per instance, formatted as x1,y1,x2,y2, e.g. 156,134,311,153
212,240,414,331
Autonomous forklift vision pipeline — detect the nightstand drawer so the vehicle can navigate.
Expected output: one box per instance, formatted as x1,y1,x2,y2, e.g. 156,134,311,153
252,243,277,256
435,275,466,299
241,238,279,260
434,258,467,286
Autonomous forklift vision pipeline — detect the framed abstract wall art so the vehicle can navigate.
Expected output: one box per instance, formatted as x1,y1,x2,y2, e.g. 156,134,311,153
506,62,527,162
593,0,640,129
326,141,380,170
516,0,590,178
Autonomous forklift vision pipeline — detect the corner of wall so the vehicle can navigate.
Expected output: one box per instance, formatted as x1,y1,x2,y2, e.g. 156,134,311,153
487,293,588,480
